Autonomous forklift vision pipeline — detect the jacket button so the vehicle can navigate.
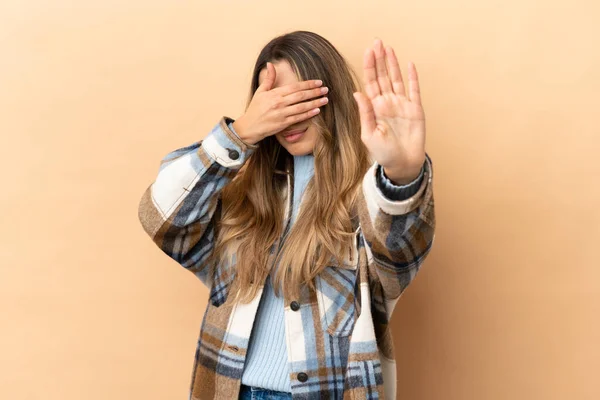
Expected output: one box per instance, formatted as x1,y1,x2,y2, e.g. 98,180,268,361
227,149,240,160
290,301,300,311
297,372,308,382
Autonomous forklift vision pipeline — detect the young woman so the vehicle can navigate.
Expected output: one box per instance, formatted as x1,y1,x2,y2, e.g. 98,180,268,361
138,31,435,400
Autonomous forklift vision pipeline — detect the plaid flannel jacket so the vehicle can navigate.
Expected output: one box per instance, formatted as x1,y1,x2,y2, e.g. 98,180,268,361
138,117,436,399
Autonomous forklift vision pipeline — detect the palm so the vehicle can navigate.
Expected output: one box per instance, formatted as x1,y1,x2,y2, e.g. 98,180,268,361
354,39,426,182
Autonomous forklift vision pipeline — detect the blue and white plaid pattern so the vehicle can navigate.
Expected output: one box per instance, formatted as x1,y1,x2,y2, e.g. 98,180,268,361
138,117,436,399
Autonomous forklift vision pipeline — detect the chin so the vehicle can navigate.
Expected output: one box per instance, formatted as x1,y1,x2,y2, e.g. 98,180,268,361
277,139,314,156
288,147,312,156
285,145,313,156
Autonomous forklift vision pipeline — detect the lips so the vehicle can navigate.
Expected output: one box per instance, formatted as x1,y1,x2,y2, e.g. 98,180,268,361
282,127,308,137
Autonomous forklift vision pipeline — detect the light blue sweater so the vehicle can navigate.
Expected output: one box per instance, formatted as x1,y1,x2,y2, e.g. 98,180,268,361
241,153,315,392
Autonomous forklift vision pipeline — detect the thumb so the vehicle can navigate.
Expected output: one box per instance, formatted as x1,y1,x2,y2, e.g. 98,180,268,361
256,62,276,93
353,92,376,137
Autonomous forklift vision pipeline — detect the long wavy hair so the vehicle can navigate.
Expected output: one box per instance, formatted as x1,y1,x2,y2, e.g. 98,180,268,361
207,31,372,303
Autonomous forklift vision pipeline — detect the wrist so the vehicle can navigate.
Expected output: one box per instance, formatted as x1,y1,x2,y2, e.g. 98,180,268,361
232,116,261,146
383,165,422,186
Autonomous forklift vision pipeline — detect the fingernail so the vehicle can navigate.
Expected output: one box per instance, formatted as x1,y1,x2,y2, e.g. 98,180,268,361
315,79,323,86
321,87,329,94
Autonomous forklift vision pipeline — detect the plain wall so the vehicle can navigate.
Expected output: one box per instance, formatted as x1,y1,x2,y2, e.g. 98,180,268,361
1,1,598,399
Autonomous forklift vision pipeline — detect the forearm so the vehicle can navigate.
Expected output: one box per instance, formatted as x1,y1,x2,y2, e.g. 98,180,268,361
358,154,435,299
138,116,257,282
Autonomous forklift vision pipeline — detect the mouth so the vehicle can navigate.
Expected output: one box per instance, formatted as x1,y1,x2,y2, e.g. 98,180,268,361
281,127,308,143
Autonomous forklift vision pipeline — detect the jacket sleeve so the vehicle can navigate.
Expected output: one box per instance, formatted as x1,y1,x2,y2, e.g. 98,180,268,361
137,116,257,285
357,153,435,302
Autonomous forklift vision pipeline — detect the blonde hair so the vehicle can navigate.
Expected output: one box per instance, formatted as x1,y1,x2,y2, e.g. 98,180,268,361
207,31,371,302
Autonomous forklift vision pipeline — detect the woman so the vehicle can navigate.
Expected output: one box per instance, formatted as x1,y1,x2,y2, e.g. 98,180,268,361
138,31,435,400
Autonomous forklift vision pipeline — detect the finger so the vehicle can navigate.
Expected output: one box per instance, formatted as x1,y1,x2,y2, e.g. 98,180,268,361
283,96,328,116
256,62,276,93
284,107,321,125
282,86,328,106
276,79,323,97
353,92,376,137
363,46,380,99
407,61,422,106
373,39,393,93
386,46,406,96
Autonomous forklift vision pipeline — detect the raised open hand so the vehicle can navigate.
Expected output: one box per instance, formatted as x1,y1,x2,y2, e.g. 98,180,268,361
353,39,426,185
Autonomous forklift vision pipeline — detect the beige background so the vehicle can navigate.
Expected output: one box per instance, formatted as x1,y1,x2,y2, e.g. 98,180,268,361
1,1,598,399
